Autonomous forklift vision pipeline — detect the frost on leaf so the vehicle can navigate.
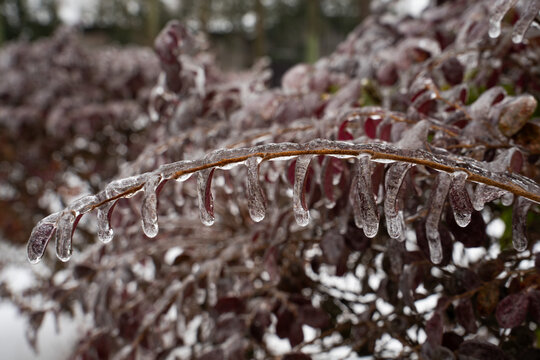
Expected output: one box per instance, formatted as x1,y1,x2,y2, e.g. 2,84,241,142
245,157,266,222
198,168,216,226
293,155,313,227
384,162,412,240
27,212,61,264
496,291,529,328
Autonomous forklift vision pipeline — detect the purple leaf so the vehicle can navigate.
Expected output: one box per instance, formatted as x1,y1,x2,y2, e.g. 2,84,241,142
496,292,529,328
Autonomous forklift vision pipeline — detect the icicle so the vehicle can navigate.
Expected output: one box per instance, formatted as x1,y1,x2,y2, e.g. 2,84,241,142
27,212,61,264
512,0,540,43
472,184,506,211
245,157,266,222
384,162,412,240
352,156,379,238
489,0,518,38
293,155,313,227
141,176,160,238
425,173,452,264
512,197,532,251
55,211,76,262
448,171,473,227
197,168,215,226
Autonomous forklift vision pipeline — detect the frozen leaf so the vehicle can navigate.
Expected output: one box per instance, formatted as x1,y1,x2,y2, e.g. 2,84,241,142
455,298,477,334
496,292,529,328
55,211,76,262
283,353,312,360
352,156,379,237
245,157,266,222
498,95,537,137
512,0,540,43
416,221,453,266
425,173,452,264
141,176,160,238
293,155,313,227
512,196,532,252
477,282,500,316
426,312,443,346
472,184,506,211
441,57,464,86
97,201,117,244
197,168,215,226
448,171,472,227
27,212,60,264
321,231,347,267
489,0,518,38
458,340,510,360
384,162,412,239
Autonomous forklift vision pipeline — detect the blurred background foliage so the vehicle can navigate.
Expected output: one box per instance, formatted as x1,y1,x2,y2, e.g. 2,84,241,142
0,0,371,76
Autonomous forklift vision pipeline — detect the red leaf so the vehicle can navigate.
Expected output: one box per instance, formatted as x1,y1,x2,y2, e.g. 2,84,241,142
338,120,353,140
496,292,529,328
364,117,382,139
455,298,478,333
426,312,443,345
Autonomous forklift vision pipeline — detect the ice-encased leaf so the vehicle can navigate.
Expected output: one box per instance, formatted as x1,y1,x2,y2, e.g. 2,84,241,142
511,0,540,43
97,201,116,244
472,184,507,211
496,291,529,328
448,171,472,227
489,0,518,38
455,298,477,334
245,157,266,222
141,176,161,238
27,212,61,264
293,155,313,227
512,196,532,251
198,168,215,226
55,211,76,262
352,156,379,238
384,162,412,239
425,173,452,264
68,195,97,215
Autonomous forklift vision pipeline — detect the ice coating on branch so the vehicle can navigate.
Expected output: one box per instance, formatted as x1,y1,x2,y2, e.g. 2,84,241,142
512,0,540,43
425,173,452,264
55,211,76,262
141,176,160,238
68,195,98,214
512,196,532,251
27,212,61,264
245,157,266,222
352,156,379,238
197,168,215,226
384,162,412,239
293,155,313,227
106,175,145,199
449,171,473,227
489,0,518,38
